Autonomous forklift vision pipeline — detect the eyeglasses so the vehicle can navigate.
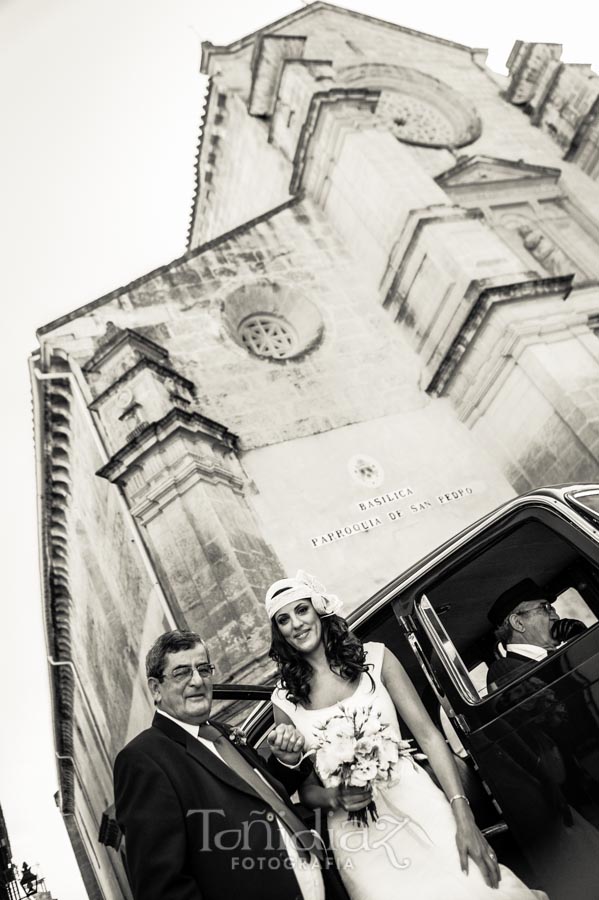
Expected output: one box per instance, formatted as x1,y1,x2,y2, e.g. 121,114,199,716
163,663,215,683
515,601,553,616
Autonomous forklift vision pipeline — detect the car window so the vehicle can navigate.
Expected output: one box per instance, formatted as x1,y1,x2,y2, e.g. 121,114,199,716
554,586,598,626
416,513,599,700
566,487,599,526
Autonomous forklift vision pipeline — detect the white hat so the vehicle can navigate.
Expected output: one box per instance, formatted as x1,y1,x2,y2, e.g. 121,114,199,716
265,570,343,620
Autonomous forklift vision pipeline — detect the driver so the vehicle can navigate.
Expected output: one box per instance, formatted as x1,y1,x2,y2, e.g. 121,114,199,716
486,578,585,692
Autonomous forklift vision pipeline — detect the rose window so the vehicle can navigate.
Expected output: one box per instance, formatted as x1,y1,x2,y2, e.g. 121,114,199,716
377,92,456,147
238,313,299,359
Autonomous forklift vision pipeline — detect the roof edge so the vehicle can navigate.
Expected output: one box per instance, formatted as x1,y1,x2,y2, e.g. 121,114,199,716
37,195,303,339
201,2,484,72
185,77,214,249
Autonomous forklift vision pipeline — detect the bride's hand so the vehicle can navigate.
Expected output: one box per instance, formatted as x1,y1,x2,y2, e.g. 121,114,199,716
452,801,501,889
267,723,305,765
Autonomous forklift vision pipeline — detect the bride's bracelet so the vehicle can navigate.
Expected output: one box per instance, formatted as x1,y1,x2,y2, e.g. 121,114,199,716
448,794,470,807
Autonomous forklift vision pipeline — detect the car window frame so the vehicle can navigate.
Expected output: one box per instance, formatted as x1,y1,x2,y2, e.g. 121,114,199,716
395,502,599,711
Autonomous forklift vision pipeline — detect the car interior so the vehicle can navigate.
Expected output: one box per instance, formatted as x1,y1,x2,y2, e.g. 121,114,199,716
417,514,599,699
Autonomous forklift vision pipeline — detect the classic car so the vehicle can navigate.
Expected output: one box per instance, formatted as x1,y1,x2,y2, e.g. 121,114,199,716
103,484,599,900
224,484,599,900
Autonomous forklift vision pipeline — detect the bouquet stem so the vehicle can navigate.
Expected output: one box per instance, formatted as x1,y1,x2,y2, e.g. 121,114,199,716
348,799,378,827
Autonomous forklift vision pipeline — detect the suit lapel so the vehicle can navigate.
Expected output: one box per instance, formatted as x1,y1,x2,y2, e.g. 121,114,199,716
152,712,266,803
506,651,535,663
184,732,264,801
210,720,291,800
234,740,290,800
194,721,291,803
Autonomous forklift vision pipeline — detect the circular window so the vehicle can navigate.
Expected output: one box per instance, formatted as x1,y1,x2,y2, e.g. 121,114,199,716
223,283,324,362
238,313,298,359
377,89,479,149
339,64,481,150
385,95,454,147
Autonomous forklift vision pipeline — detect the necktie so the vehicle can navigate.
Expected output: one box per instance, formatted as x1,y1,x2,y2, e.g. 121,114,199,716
197,722,322,862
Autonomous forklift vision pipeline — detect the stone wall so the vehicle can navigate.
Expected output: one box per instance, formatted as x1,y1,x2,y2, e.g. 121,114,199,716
40,363,165,900
42,200,424,450
40,195,520,616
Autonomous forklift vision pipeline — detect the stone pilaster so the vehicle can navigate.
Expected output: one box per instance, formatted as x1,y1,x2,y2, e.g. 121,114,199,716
85,326,282,683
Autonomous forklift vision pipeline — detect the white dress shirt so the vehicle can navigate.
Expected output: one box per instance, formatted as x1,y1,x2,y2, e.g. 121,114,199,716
156,710,324,900
505,643,549,661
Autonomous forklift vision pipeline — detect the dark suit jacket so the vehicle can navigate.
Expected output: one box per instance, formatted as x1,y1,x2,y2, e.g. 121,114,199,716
487,650,537,692
114,712,347,900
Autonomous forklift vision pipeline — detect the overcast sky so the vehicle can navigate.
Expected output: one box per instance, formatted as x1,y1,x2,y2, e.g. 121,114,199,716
1,1,597,897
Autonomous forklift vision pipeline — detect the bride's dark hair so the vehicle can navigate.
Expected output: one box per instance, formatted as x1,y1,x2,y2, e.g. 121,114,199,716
269,612,371,705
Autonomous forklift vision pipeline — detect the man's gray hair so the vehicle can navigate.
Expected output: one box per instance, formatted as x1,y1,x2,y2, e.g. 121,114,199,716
494,620,513,646
145,630,206,680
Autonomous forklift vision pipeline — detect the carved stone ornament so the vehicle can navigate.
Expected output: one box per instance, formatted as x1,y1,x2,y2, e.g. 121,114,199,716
348,454,385,487
517,224,572,276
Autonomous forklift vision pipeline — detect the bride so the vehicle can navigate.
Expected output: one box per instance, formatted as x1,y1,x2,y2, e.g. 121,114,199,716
267,572,548,900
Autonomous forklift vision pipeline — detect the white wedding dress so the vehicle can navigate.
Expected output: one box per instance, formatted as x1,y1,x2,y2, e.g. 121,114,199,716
272,642,548,900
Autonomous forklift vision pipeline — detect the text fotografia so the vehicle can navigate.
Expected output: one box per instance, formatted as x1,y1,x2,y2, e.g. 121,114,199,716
310,486,474,547
187,808,412,870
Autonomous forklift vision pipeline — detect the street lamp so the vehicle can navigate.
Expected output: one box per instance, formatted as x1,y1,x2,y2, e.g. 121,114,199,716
19,863,37,897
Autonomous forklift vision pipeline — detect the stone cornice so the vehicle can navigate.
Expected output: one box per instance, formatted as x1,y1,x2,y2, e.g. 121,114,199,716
129,453,245,524
82,327,169,373
435,155,562,191
505,42,536,103
87,358,196,410
566,94,599,161
32,360,77,814
426,275,574,396
269,58,335,144
248,34,308,117
381,206,484,310
39,195,303,337
530,62,565,125
96,408,240,483
457,292,599,426
290,87,381,195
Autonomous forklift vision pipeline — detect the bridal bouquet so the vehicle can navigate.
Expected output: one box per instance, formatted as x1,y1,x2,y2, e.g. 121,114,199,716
313,704,419,826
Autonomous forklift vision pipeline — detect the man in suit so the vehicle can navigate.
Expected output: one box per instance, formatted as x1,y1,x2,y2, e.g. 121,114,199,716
486,578,585,692
114,630,348,900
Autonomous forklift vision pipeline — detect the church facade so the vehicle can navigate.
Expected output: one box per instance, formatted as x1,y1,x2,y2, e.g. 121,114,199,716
31,4,599,897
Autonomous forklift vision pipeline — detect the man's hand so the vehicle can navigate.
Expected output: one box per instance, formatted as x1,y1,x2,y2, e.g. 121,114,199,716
551,618,586,644
267,723,305,766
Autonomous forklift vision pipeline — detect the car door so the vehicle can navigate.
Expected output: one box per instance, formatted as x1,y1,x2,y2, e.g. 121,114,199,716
391,493,599,900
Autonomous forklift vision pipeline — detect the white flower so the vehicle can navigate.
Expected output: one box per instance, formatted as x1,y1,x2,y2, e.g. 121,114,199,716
331,717,355,740
341,737,358,763
314,703,410,793
316,746,341,780
355,735,376,755
350,760,378,786
362,716,382,737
